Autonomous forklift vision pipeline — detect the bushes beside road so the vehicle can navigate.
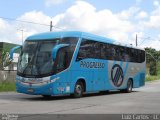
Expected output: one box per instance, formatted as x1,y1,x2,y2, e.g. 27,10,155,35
146,75,160,81
146,61,160,81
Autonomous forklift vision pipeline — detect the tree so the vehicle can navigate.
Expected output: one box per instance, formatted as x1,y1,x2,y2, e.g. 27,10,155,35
0,49,12,70
145,47,160,75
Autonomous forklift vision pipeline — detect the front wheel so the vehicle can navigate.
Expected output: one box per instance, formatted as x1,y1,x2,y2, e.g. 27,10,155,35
73,81,84,98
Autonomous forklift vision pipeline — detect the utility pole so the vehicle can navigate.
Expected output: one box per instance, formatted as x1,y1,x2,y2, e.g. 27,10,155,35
50,21,53,32
17,29,24,45
136,34,138,47
21,29,23,45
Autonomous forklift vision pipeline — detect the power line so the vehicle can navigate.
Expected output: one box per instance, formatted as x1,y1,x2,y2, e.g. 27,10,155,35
136,35,160,47
0,16,64,30
0,16,49,26
138,37,150,46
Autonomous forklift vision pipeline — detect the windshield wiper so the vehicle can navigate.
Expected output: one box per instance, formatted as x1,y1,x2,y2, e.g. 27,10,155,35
22,55,34,75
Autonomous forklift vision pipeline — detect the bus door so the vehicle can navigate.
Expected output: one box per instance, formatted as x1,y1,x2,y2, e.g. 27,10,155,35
53,46,71,94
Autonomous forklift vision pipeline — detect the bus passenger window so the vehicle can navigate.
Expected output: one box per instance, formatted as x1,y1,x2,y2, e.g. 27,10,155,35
105,44,111,60
111,47,116,60
124,53,130,62
100,44,107,59
94,43,101,59
123,48,130,62
77,39,96,60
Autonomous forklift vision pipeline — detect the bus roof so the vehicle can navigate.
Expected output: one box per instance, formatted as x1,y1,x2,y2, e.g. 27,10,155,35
26,31,144,50
27,31,113,43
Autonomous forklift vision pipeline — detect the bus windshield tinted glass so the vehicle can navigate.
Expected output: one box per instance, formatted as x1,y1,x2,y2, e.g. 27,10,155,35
17,37,78,77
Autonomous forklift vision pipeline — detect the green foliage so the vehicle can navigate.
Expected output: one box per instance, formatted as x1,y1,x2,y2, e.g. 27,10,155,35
149,61,157,75
145,47,160,76
0,42,20,70
157,61,160,77
145,47,160,81
0,49,12,70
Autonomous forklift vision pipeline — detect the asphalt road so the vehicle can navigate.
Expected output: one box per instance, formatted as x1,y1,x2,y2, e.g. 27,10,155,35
0,80,160,114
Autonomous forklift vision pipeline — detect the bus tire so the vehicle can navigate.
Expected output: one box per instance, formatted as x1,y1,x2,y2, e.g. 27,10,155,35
73,81,84,98
125,79,133,93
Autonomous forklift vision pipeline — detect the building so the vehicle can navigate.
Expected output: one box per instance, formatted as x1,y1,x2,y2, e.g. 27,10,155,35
0,42,20,71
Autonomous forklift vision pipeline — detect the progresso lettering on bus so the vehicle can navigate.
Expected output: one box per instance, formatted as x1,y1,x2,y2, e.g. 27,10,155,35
80,61,105,68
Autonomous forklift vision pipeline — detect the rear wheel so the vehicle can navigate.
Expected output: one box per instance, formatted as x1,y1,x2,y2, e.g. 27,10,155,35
125,80,133,93
73,81,84,98
120,80,133,93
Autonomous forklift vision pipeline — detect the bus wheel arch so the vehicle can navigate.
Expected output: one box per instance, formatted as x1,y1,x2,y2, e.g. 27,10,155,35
77,79,86,92
72,79,86,98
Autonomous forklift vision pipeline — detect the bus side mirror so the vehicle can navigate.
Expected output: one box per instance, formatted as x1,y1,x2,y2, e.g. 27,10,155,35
9,46,22,60
51,44,69,60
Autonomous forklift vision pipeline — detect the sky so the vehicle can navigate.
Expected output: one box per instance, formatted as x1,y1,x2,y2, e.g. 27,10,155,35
0,0,160,50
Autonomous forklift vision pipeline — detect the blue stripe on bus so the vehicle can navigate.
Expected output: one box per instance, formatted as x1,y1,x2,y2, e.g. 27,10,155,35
120,61,123,67
124,62,129,76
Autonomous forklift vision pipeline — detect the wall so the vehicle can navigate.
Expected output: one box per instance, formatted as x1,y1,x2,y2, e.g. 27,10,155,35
0,70,16,82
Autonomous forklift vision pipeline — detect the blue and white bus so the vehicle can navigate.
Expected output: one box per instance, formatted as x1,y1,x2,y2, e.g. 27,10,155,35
10,31,146,98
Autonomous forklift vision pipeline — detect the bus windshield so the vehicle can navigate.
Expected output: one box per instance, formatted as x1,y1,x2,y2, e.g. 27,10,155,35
17,37,78,77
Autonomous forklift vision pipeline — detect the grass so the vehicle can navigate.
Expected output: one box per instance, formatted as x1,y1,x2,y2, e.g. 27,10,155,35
0,81,16,92
146,75,160,82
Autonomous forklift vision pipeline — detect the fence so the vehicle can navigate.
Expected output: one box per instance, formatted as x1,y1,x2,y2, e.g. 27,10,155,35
0,70,16,82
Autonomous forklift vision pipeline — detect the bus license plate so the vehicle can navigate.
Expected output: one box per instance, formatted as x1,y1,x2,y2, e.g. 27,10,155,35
27,89,34,92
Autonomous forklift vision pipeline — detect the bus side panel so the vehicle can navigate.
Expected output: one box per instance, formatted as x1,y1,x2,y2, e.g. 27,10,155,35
123,61,145,88
93,71,105,91
70,70,93,93
107,61,130,90
94,60,114,91
71,59,113,92
92,59,107,91
132,72,145,88
51,70,71,95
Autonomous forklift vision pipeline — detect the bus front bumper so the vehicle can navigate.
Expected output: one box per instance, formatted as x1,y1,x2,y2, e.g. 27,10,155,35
16,81,72,96
16,82,54,95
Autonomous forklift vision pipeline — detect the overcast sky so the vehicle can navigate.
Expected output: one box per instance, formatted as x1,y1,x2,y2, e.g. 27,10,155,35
0,0,160,50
